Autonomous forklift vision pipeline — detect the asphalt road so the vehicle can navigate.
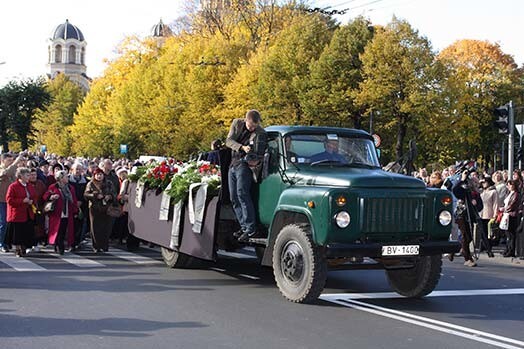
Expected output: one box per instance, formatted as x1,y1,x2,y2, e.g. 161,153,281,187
1,245,523,349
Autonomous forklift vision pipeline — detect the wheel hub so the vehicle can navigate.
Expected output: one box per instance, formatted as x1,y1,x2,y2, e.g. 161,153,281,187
281,241,304,283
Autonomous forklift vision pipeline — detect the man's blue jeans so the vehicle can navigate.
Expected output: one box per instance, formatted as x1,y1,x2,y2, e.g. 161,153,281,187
0,202,7,247
229,162,256,233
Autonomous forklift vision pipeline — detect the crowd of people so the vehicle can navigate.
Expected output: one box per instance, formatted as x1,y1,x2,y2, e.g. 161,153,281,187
0,151,133,257
2,142,524,268
415,165,524,266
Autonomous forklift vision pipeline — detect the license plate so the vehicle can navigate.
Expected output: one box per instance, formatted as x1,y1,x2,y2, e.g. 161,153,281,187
382,245,419,256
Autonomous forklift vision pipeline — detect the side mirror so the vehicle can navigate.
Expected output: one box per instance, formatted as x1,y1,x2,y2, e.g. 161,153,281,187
261,151,270,180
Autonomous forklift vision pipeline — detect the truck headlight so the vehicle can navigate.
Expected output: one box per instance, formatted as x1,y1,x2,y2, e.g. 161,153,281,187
335,211,350,228
438,210,452,226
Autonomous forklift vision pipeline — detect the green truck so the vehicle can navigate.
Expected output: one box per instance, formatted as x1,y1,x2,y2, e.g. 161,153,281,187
128,126,459,303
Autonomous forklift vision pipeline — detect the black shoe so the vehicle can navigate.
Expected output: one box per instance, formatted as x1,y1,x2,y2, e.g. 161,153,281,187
233,229,244,238
487,251,494,258
248,230,265,239
237,231,250,242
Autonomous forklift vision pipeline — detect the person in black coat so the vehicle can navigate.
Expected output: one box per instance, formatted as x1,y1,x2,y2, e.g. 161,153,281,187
452,171,484,267
69,163,88,249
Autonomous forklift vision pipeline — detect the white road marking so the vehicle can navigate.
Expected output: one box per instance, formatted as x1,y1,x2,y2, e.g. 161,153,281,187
320,289,524,349
321,288,524,300
106,249,162,265
49,252,105,268
0,254,46,272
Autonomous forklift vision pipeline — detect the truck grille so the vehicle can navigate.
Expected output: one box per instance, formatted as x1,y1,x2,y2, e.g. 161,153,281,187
360,197,424,234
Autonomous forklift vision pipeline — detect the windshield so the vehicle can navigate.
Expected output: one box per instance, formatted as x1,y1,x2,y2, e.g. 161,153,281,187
283,133,380,167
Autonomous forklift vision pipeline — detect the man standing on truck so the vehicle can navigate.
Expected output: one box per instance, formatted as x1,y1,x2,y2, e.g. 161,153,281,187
226,110,267,242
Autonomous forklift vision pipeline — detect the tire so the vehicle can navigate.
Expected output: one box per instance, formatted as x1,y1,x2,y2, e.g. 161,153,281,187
386,255,443,298
161,247,196,268
272,224,327,303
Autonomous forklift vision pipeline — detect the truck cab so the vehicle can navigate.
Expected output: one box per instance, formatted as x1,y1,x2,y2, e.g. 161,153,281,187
250,126,457,302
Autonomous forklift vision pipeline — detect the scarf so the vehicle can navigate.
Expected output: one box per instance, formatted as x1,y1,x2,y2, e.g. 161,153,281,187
57,182,73,205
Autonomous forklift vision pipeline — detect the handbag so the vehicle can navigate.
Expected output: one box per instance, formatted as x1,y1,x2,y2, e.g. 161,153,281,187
499,212,510,230
43,200,56,213
106,204,122,218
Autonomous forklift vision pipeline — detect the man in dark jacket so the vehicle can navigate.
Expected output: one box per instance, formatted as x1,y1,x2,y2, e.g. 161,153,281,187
452,171,484,266
69,162,88,249
226,110,267,242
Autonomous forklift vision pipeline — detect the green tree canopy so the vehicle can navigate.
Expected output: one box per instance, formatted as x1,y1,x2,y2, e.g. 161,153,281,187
34,74,84,155
356,18,441,164
302,16,374,129
0,78,50,151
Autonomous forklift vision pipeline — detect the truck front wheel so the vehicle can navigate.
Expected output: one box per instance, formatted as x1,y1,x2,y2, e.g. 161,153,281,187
161,247,196,268
386,255,442,298
272,224,327,303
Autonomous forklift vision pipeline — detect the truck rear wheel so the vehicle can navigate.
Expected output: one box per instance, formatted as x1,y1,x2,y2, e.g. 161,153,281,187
161,247,196,268
386,255,442,298
272,224,327,303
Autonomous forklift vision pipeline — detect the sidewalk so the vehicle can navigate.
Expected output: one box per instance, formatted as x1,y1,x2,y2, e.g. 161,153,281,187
474,245,524,267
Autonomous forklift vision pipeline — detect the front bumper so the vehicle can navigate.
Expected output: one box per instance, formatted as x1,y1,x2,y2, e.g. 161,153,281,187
325,241,460,258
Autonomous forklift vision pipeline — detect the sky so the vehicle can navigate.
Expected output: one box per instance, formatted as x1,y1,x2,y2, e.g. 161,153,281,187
0,0,522,87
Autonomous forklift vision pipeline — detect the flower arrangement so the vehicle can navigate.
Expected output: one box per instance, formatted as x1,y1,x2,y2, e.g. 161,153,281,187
166,161,221,203
130,159,221,203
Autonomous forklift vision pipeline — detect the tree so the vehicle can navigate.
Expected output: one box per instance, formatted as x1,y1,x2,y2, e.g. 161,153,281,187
34,74,84,155
0,78,50,151
302,17,374,129
433,39,523,163
71,36,150,157
355,18,441,163
254,13,335,125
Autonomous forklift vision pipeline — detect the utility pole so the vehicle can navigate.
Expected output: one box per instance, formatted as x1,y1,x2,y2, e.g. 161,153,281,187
508,101,515,174
369,110,373,134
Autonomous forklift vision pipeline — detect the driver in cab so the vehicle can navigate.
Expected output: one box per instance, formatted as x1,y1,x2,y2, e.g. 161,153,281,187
310,137,348,164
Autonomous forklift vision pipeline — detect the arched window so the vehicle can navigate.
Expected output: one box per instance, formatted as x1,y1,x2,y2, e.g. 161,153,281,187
81,47,85,65
69,46,76,64
55,45,62,63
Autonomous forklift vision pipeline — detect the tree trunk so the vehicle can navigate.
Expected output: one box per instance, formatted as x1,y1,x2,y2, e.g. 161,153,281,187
396,115,407,162
352,112,362,129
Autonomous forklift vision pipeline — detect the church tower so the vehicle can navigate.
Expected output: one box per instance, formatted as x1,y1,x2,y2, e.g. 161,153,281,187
150,19,173,47
48,19,90,91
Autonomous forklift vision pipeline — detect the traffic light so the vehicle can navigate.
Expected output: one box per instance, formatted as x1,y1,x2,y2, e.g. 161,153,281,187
493,104,509,134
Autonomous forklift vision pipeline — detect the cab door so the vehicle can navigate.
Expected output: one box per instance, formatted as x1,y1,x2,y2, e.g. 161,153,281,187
256,133,286,226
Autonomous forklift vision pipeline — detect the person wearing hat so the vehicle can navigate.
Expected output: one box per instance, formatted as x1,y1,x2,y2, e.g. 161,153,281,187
38,159,50,186
43,170,79,254
83,168,116,252
47,163,64,186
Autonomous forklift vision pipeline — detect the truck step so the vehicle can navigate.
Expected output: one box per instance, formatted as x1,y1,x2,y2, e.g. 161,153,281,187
247,238,268,245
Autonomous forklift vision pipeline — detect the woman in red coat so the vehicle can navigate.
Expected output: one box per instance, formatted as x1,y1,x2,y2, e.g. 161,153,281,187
43,170,78,254
5,167,37,257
